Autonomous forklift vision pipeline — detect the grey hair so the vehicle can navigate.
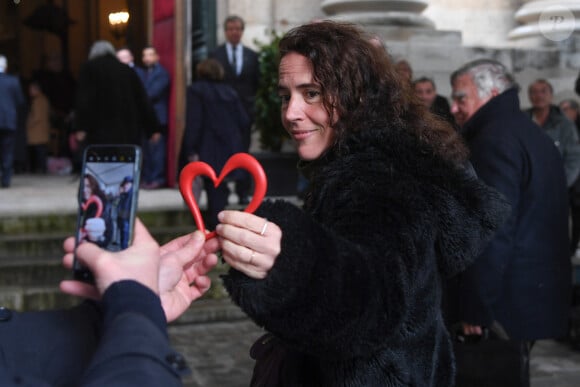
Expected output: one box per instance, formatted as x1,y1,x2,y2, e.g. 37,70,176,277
88,40,116,60
451,59,514,99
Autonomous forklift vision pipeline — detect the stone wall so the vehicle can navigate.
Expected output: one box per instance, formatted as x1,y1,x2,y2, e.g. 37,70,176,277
216,0,580,109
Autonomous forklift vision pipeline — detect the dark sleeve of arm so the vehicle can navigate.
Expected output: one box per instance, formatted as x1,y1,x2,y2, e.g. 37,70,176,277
575,71,580,96
79,281,190,386
134,74,161,137
561,118,580,187
147,68,170,103
74,64,95,132
222,194,416,358
183,87,204,156
460,135,520,326
0,302,102,386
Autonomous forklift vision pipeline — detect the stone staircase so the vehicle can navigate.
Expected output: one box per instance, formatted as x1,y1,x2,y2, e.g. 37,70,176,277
0,203,245,323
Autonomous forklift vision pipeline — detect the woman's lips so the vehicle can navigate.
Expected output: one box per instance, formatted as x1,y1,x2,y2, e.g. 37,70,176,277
291,130,315,141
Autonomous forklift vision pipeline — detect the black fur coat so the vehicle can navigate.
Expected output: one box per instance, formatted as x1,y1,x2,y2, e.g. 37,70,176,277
223,125,510,386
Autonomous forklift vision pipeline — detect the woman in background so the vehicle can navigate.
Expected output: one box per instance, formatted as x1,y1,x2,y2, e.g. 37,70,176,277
79,173,109,247
180,58,250,229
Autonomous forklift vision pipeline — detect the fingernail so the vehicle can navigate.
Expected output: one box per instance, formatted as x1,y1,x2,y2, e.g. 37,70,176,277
192,231,204,242
217,212,224,221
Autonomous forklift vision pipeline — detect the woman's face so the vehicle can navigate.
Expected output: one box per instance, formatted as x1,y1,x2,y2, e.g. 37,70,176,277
278,52,335,160
83,178,91,199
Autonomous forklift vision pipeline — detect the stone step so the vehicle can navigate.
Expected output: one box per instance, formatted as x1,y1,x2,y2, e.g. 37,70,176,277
0,261,232,312
0,224,199,259
0,244,231,285
0,259,67,287
0,208,197,235
0,286,243,324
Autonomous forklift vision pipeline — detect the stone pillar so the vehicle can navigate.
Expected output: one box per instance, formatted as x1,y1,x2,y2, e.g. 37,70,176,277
216,0,273,50
509,0,580,47
423,0,520,48
321,0,434,29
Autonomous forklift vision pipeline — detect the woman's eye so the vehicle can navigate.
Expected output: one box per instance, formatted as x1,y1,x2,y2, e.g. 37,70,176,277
305,90,321,101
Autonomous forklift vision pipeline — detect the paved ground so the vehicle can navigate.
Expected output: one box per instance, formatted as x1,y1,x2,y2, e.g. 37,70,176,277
168,316,580,387
3,174,580,386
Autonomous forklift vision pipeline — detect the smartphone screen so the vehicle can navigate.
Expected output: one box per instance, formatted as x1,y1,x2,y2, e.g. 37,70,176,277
73,145,142,282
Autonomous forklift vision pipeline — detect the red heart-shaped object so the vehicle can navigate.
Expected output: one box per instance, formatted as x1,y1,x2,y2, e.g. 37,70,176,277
179,153,268,239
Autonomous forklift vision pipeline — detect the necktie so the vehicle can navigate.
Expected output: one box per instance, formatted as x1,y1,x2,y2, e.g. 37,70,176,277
231,45,237,75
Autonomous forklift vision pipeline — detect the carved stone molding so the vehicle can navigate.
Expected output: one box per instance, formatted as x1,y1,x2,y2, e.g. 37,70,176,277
509,0,580,44
321,0,434,28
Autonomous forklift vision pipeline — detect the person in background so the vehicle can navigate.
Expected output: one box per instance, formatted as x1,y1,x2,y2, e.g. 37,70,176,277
180,58,249,229
116,175,134,249
560,98,580,256
0,219,217,386
413,76,455,126
0,55,25,188
26,80,51,174
206,21,509,385
116,47,136,68
449,59,571,385
560,99,580,128
79,173,109,247
394,58,413,85
209,15,260,204
525,79,580,187
73,41,158,171
138,45,170,190
32,52,76,157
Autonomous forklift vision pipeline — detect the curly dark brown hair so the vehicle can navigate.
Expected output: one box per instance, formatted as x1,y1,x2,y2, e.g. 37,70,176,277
278,21,468,165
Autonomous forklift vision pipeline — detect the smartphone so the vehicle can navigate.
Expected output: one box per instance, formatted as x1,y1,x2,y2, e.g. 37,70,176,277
73,144,142,282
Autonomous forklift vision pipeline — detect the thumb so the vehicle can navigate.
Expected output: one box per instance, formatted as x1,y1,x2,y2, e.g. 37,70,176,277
74,240,107,271
130,218,156,247
172,231,206,267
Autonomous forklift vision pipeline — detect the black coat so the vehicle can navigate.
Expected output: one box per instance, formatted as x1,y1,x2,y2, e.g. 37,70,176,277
457,88,571,340
180,80,249,173
0,282,188,386
136,63,171,128
74,54,159,145
223,124,510,386
0,73,25,131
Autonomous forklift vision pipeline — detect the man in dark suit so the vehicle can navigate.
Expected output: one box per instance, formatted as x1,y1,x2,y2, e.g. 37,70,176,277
138,45,171,189
0,220,218,386
0,55,25,188
448,59,571,385
209,15,260,204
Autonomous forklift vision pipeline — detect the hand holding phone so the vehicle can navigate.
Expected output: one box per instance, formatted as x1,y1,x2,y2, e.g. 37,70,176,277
73,145,142,282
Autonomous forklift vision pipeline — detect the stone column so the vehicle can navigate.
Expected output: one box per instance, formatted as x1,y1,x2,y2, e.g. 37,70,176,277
424,0,520,48
321,0,434,29
509,0,580,47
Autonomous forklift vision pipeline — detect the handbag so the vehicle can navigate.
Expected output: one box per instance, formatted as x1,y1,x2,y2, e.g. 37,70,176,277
249,333,288,387
453,322,531,387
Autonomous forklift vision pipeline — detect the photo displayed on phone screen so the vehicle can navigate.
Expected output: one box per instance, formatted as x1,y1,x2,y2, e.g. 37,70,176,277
77,147,139,252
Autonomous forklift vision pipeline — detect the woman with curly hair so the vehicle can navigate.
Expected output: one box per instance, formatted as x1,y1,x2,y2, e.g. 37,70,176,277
208,21,510,386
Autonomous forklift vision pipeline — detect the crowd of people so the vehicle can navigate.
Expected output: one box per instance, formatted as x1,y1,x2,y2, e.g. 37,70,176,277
1,16,580,386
